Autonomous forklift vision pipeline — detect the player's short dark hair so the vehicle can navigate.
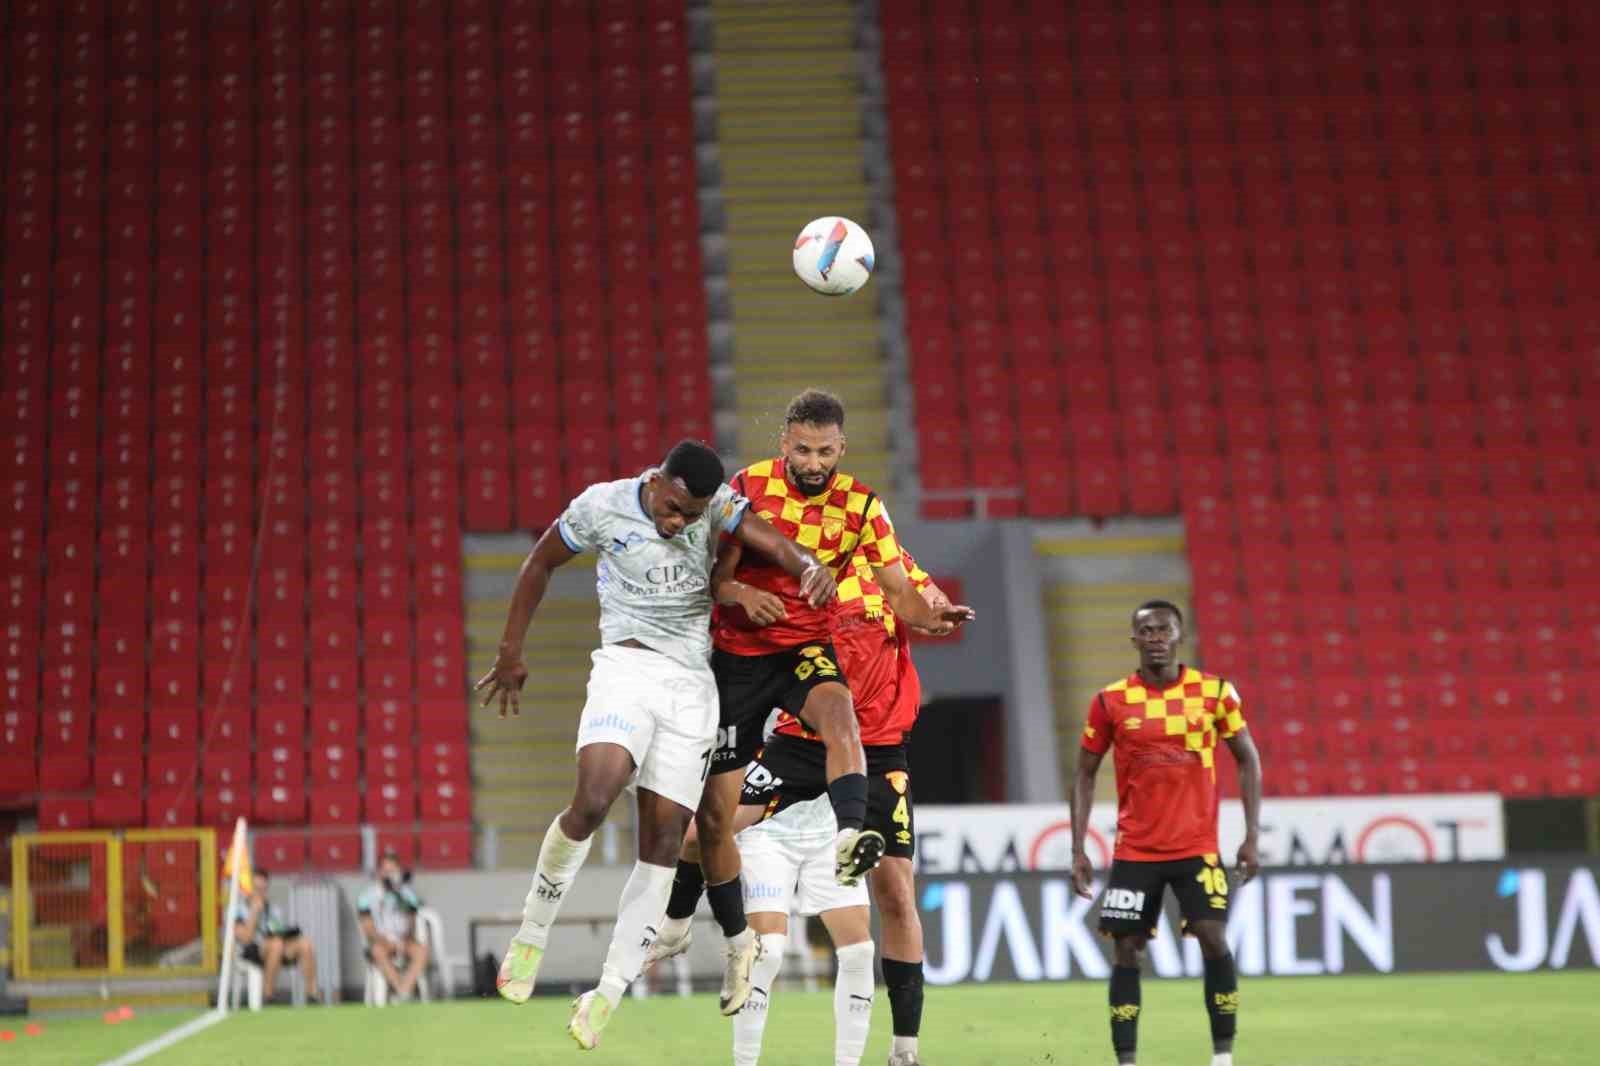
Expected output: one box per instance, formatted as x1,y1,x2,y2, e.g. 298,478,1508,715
1132,600,1183,627
256,868,270,880
661,439,725,498
784,388,845,429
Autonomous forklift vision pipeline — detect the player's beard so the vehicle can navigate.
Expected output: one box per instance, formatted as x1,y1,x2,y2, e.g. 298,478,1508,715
786,458,835,496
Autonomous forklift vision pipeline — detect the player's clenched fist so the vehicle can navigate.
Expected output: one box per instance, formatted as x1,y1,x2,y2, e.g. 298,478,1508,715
475,652,529,718
799,561,836,607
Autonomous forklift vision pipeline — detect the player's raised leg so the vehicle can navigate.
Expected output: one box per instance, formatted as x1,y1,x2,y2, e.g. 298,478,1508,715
794,680,884,884
498,741,634,1003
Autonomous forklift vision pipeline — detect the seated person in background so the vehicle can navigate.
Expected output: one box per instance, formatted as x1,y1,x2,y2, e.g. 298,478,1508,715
357,848,430,1000
232,868,321,1004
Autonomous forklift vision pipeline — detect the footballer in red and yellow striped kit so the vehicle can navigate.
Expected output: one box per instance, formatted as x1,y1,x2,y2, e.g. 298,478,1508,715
738,543,950,1059
670,390,973,977
1070,600,1263,1066
712,457,902,656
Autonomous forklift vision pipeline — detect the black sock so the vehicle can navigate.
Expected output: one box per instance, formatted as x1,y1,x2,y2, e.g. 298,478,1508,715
826,773,868,831
665,859,706,921
881,957,924,1038
1110,964,1141,1064
1203,953,1238,1052
705,876,747,938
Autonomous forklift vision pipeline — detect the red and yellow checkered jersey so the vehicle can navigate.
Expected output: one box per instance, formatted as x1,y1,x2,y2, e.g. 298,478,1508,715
1082,666,1246,862
712,459,902,656
834,548,932,636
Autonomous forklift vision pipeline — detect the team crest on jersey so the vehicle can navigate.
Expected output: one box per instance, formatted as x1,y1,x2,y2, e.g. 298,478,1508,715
822,518,845,540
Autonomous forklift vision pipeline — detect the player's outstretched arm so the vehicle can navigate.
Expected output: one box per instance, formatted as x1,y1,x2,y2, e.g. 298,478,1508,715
873,556,974,635
1225,730,1263,882
733,511,837,607
474,526,578,718
1070,748,1103,899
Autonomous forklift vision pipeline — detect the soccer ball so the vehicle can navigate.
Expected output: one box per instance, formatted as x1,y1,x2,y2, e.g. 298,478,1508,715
792,216,875,296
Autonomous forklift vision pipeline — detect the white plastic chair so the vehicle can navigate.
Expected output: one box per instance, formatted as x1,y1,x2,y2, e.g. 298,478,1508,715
363,907,448,1005
418,907,453,999
230,948,307,1009
229,957,265,1012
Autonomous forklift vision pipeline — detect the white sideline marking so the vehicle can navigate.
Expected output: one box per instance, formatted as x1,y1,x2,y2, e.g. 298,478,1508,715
95,1007,229,1066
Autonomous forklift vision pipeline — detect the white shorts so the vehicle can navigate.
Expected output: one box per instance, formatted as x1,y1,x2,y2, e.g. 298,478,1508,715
737,795,868,917
575,644,719,812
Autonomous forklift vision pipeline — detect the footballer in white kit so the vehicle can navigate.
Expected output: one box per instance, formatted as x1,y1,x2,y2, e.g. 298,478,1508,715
475,441,836,1050
727,773,876,1066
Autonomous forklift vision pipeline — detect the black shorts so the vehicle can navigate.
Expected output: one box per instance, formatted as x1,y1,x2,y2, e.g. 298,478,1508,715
241,930,301,966
739,734,916,860
710,643,847,774
1097,856,1232,938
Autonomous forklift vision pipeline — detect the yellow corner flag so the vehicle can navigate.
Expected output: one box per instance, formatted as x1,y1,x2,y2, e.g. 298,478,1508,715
222,825,253,897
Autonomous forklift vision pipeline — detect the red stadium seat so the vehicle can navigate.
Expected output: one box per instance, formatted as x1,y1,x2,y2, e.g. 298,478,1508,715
367,781,415,824
419,826,474,868
420,780,469,822
92,790,144,828
40,753,91,791
255,783,308,825
307,831,363,871
310,786,361,826
39,796,92,831
147,789,197,828
255,831,309,874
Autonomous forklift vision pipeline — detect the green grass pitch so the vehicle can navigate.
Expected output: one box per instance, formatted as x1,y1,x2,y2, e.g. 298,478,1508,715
15,971,1598,1066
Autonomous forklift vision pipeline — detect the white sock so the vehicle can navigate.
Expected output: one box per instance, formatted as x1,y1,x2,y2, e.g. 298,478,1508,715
1211,1054,1234,1066
892,1035,919,1057
732,932,787,1066
515,816,593,948
833,940,875,1066
596,861,677,1007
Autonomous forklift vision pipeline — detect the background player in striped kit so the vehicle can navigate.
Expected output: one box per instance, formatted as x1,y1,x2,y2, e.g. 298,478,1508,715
1072,601,1263,1066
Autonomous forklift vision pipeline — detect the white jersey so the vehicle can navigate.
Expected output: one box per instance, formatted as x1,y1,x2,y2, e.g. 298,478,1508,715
557,471,749,670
